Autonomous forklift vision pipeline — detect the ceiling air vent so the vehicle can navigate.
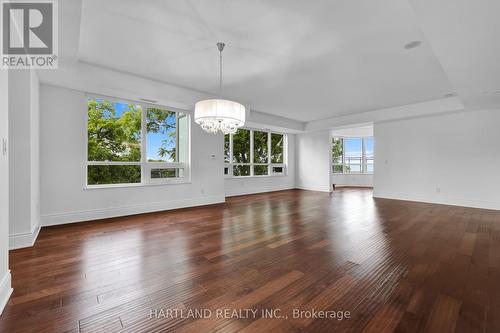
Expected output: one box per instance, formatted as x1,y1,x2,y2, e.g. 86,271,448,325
139,98,158,103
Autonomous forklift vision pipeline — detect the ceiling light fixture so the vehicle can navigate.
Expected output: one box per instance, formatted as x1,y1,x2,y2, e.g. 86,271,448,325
404,40,422,49
194,42,245,135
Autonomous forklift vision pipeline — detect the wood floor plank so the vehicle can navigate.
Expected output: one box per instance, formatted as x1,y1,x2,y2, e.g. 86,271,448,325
424,294,462,333
1,188,499,333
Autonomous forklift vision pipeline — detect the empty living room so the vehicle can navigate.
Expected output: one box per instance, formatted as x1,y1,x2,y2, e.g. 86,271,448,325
1,0,500,332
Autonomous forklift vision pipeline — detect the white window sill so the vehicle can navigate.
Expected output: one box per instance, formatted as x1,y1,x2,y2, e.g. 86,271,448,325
332,173,373,176
225,174,287,179
84,180,191,190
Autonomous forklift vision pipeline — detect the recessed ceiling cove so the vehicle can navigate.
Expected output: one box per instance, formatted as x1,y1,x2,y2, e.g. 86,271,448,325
79,0,453,122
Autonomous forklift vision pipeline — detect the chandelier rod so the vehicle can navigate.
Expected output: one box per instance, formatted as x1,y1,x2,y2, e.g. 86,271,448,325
217,42,225,92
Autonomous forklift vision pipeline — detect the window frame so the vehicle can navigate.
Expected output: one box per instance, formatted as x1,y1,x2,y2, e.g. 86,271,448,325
332,136,374,175
85,94,191,189
225,128,287,178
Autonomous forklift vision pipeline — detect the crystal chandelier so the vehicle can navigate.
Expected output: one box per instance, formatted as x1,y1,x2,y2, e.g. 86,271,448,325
194,42,245,135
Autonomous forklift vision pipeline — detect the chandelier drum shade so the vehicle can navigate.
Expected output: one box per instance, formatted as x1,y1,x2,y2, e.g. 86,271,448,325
194,99,245,135
194,42,246,135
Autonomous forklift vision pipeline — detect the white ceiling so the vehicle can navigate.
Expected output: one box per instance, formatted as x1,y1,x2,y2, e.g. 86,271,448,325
408,0,500,110
77,0,455,122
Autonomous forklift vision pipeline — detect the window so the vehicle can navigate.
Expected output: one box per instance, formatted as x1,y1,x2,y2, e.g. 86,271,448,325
332,137,344,174
86,97,189,187
365,137,374,173
253,130,269,176
225,129,286,177
345,138,362,173
332,137,374,174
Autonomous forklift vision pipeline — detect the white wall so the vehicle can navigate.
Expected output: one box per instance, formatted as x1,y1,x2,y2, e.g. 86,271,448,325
8,70,40,249
40,84,225,226
30,71,40,234
225,135,296,196
0,68,13,315
296,130,332,192
332,174,373,188
374,109,500,210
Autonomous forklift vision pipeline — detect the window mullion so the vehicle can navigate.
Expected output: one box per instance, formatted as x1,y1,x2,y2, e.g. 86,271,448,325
141,105,147,183
230,133,233,176
268,132,271,174
362,138,366,174
175,112,180,163
343,137,346,174
250,130,254,176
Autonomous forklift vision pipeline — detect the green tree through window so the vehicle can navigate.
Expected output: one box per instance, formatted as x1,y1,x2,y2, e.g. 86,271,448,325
87,98,187,185
271,133,283,163
147,108,177,162
224,129,285,177
87,98,141,162
87,98,142,185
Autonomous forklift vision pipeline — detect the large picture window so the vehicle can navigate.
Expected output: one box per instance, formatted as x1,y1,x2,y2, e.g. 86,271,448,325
225,129,286,177
86,96,189,187
332,137,374,174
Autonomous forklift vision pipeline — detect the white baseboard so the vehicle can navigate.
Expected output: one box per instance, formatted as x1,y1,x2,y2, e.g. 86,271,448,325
373,191,500,211
334,184,373,188
295,186,331,193
0,270,13,316
9,225,41,250
41,195,226,227
225,186,295,197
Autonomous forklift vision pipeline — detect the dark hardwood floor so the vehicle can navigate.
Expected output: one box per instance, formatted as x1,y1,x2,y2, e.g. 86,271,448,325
1,188,500,332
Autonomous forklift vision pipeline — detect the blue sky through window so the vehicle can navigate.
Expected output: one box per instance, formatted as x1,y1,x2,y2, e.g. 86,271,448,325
113,101,128,117
345,138,362,157
147,130,175,161
365,138,374,157
147,110,176,162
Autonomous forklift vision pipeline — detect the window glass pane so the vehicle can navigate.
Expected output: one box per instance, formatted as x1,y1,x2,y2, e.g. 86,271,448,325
151,168,183,179
346,157,362,173
87,98,142,162
345,138,362,173
272,166,284,174
253,131,269,163
87,165,141,185
366,158,374,173
332,165,343,174
254,165,268,176
271,133,284,163
224,167,229,175
332,137,343,165
233,165,250,176
365,137,374,158
224,134,230,163
345,138,362,158
147,108,179,162
232,129,250,163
